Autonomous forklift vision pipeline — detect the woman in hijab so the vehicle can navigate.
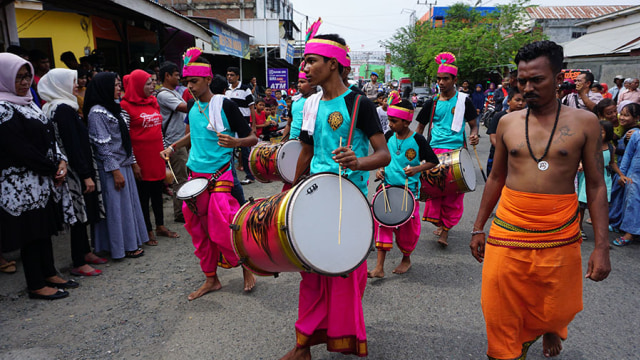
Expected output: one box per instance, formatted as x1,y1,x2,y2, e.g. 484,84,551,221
85,72,147,259
0,53,78,300
39,68,106,276
120,69,178,245
471,84,485,120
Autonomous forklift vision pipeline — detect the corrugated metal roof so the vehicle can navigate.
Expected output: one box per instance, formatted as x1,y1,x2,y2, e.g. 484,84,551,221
526,6,631,20
563,21,640,57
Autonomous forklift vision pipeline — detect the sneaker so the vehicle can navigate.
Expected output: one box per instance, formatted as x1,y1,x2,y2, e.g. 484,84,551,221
240,178,254,185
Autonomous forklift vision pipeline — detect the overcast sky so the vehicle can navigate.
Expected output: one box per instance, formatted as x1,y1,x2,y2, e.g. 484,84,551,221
292,0,639,52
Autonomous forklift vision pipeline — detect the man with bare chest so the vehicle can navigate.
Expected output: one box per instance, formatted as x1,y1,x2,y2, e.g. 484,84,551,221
469,41,611,359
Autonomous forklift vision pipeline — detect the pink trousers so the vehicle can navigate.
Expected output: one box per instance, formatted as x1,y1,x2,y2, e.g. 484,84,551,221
375,200,420,254
295,262,368,357
183,171,239,276
422,148,465,230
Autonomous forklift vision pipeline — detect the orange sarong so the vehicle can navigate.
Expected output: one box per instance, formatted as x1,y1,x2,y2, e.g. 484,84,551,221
481,187,583,360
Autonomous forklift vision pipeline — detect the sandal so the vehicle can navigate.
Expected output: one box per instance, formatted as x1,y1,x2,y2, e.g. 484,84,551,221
612,237,632,247
155,229,179,238
125,248,145,258
581,231,588,240
144,239,159,246
0,260,16,274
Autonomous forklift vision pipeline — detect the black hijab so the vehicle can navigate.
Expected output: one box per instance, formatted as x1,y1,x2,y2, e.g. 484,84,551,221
83,72,132,157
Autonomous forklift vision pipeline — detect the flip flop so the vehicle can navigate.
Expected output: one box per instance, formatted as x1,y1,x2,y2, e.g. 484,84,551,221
612,237,631,247
144,239,159,246
585,218,592,225
156,229,179,238
70,268,102,277
125,248,145,258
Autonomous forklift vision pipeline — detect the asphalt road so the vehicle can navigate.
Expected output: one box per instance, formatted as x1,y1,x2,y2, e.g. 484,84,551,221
1,113,639,360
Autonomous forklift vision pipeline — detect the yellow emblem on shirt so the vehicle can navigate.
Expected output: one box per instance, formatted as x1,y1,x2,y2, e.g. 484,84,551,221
328,111,344,131
405,148,416,161
451,106,456,115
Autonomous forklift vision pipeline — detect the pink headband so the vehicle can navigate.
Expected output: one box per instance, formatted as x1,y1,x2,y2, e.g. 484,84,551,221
182,47,213,78
435,52,458,77
304,39,350,67
299,71,307,80
387,106,414,122
303,18,350,67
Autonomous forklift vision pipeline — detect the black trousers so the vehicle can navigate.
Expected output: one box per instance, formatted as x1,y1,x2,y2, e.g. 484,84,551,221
21,237,57,291
136,180,165,232
70,222,91,267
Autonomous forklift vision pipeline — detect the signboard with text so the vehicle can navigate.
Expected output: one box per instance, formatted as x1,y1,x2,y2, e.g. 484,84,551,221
209,22,250,59
562,69,591,81
267,68,289,90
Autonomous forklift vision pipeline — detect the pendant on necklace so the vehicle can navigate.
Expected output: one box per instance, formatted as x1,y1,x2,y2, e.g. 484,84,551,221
396,150,401,155
537,161,549,171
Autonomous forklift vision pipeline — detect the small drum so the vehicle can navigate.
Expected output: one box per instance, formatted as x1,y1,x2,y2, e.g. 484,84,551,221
231,173,374,276
176,177,209,216
248,140,302,183
419,148,476,201
371,185,416,228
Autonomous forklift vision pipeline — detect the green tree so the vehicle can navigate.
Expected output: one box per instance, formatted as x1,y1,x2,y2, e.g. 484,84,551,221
383,0,545,83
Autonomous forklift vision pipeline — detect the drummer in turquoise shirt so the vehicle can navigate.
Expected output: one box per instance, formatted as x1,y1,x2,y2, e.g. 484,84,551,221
370,97,439,278
284,32,390,359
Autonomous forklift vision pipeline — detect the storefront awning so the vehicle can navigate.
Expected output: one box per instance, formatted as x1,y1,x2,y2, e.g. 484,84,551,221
564,21,640,57
40,0,213,42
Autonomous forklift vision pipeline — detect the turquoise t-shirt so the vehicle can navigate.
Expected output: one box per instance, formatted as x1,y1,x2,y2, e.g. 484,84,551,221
385,132,423,197
186,100,235,174
289,96,307,140
308,90,373,196
430,92,465,150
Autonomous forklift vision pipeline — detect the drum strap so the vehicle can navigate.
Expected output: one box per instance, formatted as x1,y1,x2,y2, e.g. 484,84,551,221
347,94,362,147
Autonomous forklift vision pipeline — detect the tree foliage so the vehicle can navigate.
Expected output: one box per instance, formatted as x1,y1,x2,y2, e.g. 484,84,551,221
383,0,545,83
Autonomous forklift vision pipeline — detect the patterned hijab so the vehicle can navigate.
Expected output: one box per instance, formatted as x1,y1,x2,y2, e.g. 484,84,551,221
0,53,34,105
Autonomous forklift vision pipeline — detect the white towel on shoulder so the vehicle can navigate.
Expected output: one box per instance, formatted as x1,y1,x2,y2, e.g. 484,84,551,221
206,94,227,132
301,89,323,136
450,92,468,133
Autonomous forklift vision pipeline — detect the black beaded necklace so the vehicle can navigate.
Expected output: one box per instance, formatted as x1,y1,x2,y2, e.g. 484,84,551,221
525,99,561,171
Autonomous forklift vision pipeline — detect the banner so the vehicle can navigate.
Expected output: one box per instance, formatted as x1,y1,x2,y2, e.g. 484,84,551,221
267,68,289,90
279,39,294,64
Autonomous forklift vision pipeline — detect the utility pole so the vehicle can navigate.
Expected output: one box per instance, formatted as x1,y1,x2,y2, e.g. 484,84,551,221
417,0,437,28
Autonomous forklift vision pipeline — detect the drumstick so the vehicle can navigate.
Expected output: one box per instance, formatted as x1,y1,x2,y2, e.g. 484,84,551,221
473,145,488,182
381,178,390,213
166,159,178,184
338,137,343,245
403,178,409,212
187,87,221,136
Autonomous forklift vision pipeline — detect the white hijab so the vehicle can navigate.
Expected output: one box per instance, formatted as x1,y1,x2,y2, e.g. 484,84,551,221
39,68,79,118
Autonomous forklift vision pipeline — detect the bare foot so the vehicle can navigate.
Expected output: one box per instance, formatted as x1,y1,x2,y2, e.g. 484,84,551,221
243,268,256,292
188,276,222,301
433,226,443,236
367,267,385,278
393,256,411,274
280,347,311,360
437,230,449,247
543,332,563,357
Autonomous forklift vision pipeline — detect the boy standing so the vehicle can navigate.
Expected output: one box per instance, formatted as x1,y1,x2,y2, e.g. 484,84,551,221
369,98,438,278
281,27,390,359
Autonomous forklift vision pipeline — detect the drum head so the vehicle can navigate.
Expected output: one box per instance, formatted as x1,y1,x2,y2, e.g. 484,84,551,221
176,177,209,200
277,140,302,183
372,186,415,227
458,149,477,191
287,173,373,275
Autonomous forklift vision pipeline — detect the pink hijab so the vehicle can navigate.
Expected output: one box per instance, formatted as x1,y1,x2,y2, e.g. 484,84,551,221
0,53,34,105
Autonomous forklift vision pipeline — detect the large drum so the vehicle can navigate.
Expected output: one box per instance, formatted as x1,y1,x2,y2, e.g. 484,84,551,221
248,140,302,183
371,185,415,228
231,173,374,276
176,177,209,216
419,148,476,201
